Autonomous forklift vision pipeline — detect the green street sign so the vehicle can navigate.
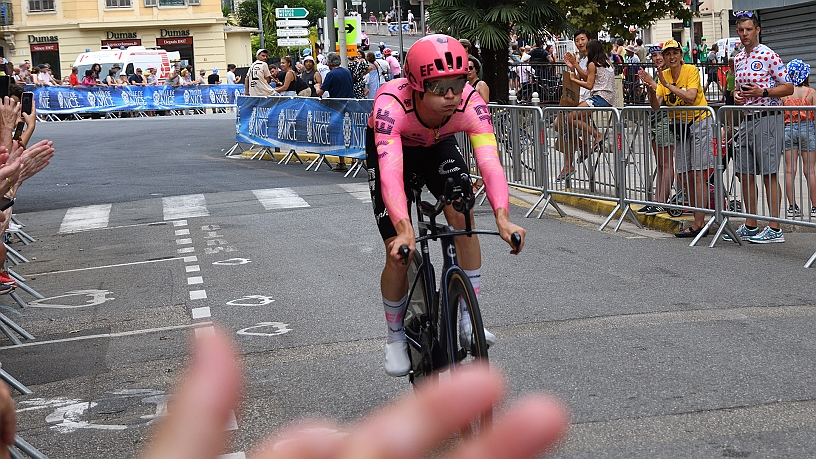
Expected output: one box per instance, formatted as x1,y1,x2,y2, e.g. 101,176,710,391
276,7,309,19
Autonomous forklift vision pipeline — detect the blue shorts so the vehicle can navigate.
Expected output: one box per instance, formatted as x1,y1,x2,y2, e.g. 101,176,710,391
586,95,611,107
784,121,816,151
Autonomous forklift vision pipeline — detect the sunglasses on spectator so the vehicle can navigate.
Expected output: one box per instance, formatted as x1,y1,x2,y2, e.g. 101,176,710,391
468,66,475,70
424,78,467,96
734,10,755,18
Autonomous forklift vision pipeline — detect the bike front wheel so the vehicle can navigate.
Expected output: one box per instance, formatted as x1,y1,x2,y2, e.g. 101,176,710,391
444,269,490,434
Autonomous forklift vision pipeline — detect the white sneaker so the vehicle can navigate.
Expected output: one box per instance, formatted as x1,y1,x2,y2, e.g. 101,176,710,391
459,320,496,349
5,222,20,232
384,341,410,377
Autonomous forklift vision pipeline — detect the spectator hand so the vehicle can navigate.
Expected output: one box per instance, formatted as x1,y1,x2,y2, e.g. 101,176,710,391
22,98,37,132
638,70,656,90
0,98,20,136
19,140,54,184
0,152,21,197
141,329,568,459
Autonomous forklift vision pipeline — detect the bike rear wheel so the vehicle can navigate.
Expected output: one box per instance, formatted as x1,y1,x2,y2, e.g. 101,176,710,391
444,268,490,434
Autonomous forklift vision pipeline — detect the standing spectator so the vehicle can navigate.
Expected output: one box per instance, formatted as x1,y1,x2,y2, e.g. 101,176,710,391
129,67,147,86
383,48,401,79
368,11,376,23
17,61,30,84
299,56,321,97
37,64,54,86
226,64,241,85
635,38,646,63
208,68,220,85
364,51,382,98
274,56,298,96
781,59,816,218
179,68,194,86
105,65,121,86
640,39,713,237
197,69,208,85
724,57,736,105
91,63,104,85
69,66,80,86
145,67,158,85
703,44,720,96
117,73,130,86
316,54,330,82
407,9,415,35
166,68,180,88
467,56,489,103
682,41,691,63
612,37,625,56
636,45,675,215
727,11,794,243
349,50,369,99
316,52,354,171
459,39,482,79
246,49,275,97
699,37,709,63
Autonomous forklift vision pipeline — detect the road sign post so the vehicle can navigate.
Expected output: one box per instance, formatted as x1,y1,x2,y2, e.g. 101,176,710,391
275,7,308,18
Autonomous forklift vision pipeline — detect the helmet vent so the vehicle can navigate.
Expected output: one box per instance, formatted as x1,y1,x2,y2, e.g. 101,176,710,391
434,58,444,72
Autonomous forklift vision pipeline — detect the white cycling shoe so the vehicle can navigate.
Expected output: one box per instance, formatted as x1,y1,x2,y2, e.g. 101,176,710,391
459,321,496,349
384,341,411,377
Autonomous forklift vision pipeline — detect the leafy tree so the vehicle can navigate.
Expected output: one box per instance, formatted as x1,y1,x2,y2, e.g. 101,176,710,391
237,0,325,55
553,0,692,39
429,0,566,103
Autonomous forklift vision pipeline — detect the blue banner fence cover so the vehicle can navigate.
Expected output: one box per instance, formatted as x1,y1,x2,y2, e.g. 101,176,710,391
31,85,246,113
236,96,373,158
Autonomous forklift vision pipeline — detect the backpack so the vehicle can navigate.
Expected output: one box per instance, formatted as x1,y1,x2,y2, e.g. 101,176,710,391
293,74,310,94
377,60,391,82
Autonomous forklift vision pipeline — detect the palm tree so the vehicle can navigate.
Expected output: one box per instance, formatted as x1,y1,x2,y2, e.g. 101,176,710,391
429,0,565,103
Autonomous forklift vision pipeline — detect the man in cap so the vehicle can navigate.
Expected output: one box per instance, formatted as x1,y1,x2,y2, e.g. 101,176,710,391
383,48,401,80
17,61,30,85
208,68,220,85
298,55,321,97
129,67,146,86
197,69,207,85
245,48,275,97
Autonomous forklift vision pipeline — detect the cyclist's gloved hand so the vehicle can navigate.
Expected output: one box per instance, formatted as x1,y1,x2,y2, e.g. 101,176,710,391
141,328,569,459
495,208,526,255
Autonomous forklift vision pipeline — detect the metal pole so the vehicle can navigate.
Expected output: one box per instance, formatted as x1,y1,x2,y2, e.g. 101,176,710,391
257,0,264,50
397,0,404,65
325,0,336,54
338,0,348,66
419,0,425,37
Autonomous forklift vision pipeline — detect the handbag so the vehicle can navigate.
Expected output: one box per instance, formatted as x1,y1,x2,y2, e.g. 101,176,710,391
559,70,580,107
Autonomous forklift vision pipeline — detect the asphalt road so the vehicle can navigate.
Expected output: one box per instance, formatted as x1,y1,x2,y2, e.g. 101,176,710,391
2,113,816,458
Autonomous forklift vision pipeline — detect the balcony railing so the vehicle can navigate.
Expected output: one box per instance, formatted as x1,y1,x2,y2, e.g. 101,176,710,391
0,2,13,26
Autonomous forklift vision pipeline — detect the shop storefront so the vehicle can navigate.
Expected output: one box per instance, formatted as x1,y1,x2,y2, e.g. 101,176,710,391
29,35,61,80
157,29,194,69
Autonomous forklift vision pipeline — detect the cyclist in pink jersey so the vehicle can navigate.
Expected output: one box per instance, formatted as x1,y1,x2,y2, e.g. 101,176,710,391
366,34,526,377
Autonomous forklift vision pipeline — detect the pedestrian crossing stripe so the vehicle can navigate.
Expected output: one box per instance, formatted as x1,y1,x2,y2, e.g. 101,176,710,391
251,188,310,210
59,204,112,234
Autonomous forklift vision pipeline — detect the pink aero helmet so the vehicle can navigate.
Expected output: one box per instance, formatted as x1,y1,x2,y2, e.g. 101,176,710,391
404,34,468,92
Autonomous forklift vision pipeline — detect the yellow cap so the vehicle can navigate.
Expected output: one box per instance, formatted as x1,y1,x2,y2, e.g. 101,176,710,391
661,39,682,53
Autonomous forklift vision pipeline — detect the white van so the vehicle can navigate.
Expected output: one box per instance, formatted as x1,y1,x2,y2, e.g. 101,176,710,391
73,46,180,83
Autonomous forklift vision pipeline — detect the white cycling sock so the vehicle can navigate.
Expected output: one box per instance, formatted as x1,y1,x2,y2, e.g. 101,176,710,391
460,268,481,325
384,293,409,343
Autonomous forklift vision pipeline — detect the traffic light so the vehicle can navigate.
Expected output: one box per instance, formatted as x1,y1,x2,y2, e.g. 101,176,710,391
683,18,691,27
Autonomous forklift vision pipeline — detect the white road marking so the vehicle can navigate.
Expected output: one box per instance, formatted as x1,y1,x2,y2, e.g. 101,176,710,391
163,195,209,221
176,238,193,245
191,307,211,319
252,188,310,210
59,204,112,234
29,257,183,276
183,255,198,263
194,325,216,338
237,322,291,336
190,290,207,300
28,290,115,309
185,265,200,273
338,183,372,203
0,322,211,350
172,220,188,226
177,247,196,254
212,258,251,266
219,453,246,459
225,410,238,431
175,229,190,236
187,276,204,285
226,295,275,306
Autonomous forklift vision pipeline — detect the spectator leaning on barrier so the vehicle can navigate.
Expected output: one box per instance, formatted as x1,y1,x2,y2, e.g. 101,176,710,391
640,39,714,238
18,62,29,85
145,67,158,85
246,48,276,97
780,59,816,219
166,68,180,88
316,52,354,171
81,69,96,86
129,68,147,86
636,44,675,216
197,69,207,85
299,55,321,97
726,11,794,244
274,56,298,96
105,65,120,86
69,66,80,86
208,68,220,85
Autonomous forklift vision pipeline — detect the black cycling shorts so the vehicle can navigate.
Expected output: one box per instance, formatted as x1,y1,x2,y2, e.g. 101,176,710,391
366,126,470,240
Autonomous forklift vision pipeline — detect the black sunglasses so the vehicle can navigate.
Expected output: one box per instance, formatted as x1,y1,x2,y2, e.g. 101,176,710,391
468,66,475,70
424,78,467,96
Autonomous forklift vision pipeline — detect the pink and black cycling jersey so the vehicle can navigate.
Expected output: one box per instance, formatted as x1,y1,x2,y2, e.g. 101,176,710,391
366,78,510,227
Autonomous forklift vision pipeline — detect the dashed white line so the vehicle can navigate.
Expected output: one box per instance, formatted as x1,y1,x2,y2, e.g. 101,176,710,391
191,307,211,319
177,247,196,254
183,255,198,263
176,238,193,245
190,290,207,300
187,276,204,285
175,229,190,236
172,220,188,227
194,325,216,338
59,204,113,233
185,265,200,273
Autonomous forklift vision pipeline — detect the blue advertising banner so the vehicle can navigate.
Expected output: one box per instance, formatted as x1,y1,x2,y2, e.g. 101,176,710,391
31,85,245,114
236,96,373,157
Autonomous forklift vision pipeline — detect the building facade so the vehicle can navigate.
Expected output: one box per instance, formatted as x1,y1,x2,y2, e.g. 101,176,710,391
643,0,736,48
0,0,255,80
